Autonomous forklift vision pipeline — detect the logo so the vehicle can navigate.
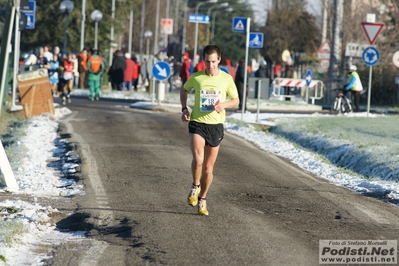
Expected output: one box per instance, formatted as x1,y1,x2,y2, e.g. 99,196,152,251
319,240,397,264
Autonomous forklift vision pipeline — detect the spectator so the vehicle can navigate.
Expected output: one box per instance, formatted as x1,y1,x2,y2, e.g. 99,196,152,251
225,58,235,80
255,60,270,79
123,53,134,91
36,47,49,68
77,48,88,89
140,58,148,88
132,57,139,91
273,62,282,78
179,52,191,86
87,49,105,101
235,58,248,111
108,50,126,91
71,52,79,89
194,60,206,72
43,45,53,62
99,50,107,91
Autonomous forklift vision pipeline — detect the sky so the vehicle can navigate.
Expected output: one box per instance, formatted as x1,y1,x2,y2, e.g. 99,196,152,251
1,89,398,265
248,0,323,25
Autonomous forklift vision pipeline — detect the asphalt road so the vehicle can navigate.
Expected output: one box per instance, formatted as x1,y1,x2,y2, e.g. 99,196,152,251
46,98,399,266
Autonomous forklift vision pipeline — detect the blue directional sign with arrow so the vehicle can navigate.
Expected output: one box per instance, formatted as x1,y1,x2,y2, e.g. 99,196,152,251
152,61,171,81
188,14,210,24
362,46,379,67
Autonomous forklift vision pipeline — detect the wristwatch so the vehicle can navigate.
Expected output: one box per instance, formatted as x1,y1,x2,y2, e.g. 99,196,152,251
181,107,188,112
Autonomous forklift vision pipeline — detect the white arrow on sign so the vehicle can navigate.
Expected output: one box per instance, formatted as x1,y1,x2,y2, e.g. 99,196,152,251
155,64,167,77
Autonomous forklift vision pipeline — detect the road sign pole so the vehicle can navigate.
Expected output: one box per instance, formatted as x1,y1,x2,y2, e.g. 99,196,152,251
12,5,21,108
367,66,372,117
152,77,156,104
241,17,250,120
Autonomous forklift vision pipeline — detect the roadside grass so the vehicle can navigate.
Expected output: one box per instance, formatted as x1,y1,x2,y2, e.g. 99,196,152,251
0,208,26,263
270,115,399,180
0,104,27,262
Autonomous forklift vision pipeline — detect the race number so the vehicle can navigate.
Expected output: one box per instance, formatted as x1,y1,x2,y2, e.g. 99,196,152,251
200,90,222,112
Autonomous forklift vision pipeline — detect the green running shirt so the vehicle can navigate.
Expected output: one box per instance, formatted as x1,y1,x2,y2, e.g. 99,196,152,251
184,70,239,124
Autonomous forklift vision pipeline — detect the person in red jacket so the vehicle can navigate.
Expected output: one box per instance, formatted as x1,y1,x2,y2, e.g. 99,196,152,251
123,53,134,91
225,58,235,80
194,59,206,72
179,52,191,85
132,57,139,91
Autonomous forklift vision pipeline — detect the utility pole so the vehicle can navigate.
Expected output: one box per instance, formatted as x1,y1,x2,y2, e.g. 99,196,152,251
128,4,133,54
80,0,86,51
139,0,145,63
322,0,328,43
327,0,337,105
153,0,160,55
109,0,115,68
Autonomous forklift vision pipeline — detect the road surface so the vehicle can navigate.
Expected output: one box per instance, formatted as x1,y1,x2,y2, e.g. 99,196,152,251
45,98,399,265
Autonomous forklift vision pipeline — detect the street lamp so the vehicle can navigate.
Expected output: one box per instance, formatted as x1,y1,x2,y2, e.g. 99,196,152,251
211,7,233,44
60,0,74,53
80,0,86,51
144,30,153,58
206,2,228,44
91,10,103,50
193,0,218,64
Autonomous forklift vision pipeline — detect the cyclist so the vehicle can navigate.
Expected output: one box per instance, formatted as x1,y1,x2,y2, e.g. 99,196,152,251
344,65,363,112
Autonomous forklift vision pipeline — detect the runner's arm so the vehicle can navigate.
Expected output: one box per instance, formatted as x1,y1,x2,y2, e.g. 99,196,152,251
180,87,190,122
214,97,239,113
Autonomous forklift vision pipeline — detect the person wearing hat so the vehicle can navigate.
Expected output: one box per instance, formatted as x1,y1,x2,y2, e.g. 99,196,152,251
255,60,270,79
345,65,363,112
123,53,134,91
179,52,191,86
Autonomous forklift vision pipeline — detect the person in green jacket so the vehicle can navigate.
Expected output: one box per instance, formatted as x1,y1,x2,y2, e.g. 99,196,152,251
87,48,105,101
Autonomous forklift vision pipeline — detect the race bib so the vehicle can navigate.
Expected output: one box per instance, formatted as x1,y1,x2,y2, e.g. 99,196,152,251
63,72,73,80
200,90,222,112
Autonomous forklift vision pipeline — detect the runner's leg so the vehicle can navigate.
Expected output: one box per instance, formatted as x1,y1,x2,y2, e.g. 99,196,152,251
190,133,204,186
199,144,220,199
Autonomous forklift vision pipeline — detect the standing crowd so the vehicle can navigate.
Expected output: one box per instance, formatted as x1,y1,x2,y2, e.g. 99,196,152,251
22,46,144,104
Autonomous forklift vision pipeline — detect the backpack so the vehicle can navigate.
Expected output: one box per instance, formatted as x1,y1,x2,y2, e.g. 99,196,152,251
89,55,102,74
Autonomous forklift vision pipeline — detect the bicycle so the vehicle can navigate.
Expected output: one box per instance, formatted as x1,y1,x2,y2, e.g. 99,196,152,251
330,88,353,115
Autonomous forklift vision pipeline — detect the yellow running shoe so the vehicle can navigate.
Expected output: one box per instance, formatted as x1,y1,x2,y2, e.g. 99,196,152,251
188,186,201,206
198,199,209,215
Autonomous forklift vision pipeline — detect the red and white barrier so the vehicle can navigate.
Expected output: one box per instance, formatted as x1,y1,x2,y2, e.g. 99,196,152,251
276,78,317,88
271,78,325,104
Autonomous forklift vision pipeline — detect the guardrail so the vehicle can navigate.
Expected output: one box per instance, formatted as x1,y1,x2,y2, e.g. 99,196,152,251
271,78,325,105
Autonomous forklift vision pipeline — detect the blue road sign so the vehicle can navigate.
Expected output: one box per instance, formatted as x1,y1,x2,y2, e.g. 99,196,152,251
306,69,312,86
362,46,379,67
188,14,210,24
152,61,171,81
21,0,36,29
232,17,247,33
249,32,263,48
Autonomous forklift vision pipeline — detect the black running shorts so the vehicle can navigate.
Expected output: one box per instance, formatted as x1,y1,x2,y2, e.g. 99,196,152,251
188,121,224,147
